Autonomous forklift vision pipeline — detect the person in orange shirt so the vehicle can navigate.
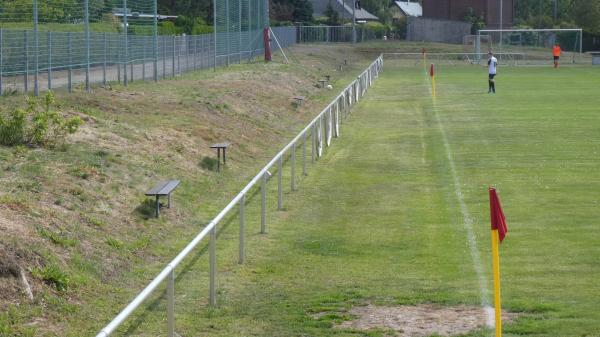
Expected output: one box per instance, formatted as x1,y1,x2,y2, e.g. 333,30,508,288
553,43,562,68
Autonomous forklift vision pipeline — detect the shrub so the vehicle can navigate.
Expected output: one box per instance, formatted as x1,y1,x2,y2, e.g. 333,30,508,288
200,156,219,171
0,91,83,147
32,265,70,292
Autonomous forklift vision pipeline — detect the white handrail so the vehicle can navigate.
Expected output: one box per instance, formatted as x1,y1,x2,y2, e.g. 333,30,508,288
96,54,384,337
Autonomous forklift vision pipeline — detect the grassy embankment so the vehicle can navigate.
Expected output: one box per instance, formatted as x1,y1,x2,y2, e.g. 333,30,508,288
0,43,374,336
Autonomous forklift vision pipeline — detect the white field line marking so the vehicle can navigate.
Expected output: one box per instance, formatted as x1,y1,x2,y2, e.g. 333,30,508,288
426,77,494,327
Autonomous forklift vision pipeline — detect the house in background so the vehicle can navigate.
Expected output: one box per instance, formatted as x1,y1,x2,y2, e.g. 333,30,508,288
422,0,513,28
309,0,379,23
390,1,422,24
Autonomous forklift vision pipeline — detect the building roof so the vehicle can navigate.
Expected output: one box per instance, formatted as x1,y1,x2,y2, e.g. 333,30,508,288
310,0,379,21
394,1,422,17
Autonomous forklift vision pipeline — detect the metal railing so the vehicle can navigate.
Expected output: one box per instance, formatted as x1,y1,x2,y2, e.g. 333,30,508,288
95,54,384,337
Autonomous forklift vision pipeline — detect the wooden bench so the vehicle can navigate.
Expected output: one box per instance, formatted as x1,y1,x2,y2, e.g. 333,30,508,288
318,79,328,88
145,180,180,218
210,142,230,171
292,96,305,106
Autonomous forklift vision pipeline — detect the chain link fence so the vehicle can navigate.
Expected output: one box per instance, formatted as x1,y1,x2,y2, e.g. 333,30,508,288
298,25,380,43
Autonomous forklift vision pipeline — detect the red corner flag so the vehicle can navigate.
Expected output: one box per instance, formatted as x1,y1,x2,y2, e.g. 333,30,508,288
429,63,435,77
489,187,508,242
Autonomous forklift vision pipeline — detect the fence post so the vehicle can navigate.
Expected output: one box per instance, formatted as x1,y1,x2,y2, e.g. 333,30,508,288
177,36,180,74
0,29,3,94
185,35,189,72
130,39,134,82
226,0,230,66
24,30,28,93
213,0,217,71
153,0,158,81
123,0,128,86
171,36,175,77
85,0,91,92
239,0,242,63
277,156,283,210
67,32,72,91
142,41,146,80
163,36,166,78
117,35,121,83
261,172,267,234
239,194,245,264
302,132,307,176
167,269,175,337
103,33,107,86
33,0,39,96
291,143,296,191
47,31,51,91
209,225,217,306
194,37,197,70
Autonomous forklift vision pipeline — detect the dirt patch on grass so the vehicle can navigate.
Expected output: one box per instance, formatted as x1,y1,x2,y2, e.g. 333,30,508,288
336,304,515,336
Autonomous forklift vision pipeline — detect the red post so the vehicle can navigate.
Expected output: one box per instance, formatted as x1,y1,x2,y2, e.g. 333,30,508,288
263,28,272,62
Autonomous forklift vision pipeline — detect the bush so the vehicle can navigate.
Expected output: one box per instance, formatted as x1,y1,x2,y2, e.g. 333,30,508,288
200,156,219,171
32,264,70,292
0,91,83,147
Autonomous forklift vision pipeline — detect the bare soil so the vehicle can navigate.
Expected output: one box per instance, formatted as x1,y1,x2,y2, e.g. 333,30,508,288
336,304,515,337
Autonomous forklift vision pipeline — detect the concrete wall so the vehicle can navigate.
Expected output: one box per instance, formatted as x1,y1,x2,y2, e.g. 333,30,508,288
407,17,472,44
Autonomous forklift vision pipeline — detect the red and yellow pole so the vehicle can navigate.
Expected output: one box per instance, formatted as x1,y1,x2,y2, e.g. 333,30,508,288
491,228,502,337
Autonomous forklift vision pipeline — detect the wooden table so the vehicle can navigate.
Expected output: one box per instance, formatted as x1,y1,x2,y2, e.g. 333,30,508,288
210,142,231,171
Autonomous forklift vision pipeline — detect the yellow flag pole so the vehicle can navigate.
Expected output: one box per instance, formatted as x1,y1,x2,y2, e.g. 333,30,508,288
491,228,502,337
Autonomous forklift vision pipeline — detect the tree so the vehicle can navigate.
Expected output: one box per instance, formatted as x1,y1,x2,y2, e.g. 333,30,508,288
324,3,340,25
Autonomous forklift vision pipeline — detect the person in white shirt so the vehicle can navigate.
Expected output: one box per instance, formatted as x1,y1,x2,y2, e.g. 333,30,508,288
488,51,498,94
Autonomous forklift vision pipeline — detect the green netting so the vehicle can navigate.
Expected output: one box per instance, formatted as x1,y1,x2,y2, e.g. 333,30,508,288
214,0,268,65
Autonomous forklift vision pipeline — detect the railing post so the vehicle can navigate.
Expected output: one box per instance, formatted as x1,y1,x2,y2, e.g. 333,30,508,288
239,194,245,264
277,156,283,210
291,143,296,191
47,31,52,91
261,172,267,234
209,225,217,306
167,268,175,337
312,124,317,163
302,132,307,176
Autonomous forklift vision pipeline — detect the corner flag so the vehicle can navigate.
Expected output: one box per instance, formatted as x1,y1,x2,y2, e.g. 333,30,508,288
489,187,508,337
490,187,508,242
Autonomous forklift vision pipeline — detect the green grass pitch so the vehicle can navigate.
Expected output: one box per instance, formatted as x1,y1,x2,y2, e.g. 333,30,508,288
116,63,600,336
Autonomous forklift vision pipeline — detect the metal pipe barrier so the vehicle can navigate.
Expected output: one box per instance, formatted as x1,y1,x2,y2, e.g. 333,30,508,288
95,54,384,337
